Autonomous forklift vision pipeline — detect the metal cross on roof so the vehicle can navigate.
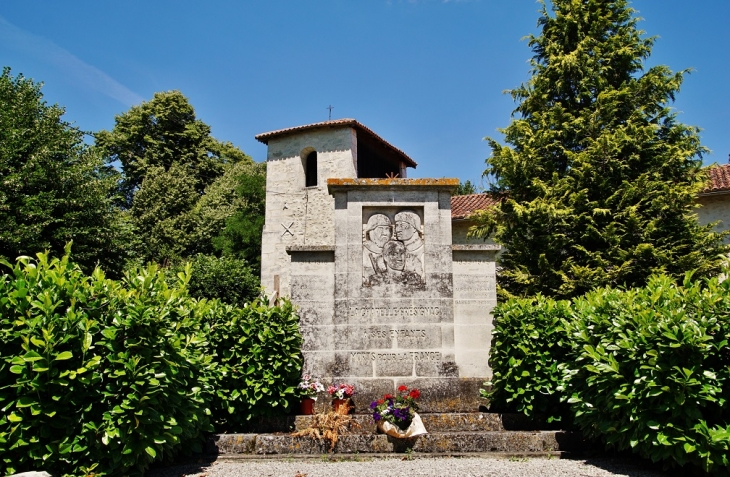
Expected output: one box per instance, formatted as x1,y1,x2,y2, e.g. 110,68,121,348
327,105,333,121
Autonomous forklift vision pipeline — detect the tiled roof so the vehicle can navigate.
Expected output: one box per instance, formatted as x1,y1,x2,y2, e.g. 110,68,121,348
451,193,503,220
703,164,730,194
449,165,730,218
255,119,417,168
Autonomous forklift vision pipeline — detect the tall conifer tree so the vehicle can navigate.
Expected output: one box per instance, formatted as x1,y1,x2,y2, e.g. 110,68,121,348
474,0,726,298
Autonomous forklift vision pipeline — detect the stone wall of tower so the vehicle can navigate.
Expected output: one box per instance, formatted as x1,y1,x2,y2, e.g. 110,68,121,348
261,127,358,298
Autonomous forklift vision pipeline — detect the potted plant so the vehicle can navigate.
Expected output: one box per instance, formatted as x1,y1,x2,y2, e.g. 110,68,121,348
297,374,324,415
327,383,355,414
371,385,427,438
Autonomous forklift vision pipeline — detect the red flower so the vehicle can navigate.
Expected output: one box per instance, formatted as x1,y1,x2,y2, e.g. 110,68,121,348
409,389,421,399
378,399,384,405
384,394,394,400
398,385,408,392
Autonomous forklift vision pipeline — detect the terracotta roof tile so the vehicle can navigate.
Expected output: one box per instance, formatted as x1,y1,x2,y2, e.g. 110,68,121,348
255,119,417,168
451,193,503,220
449,165,728,219
703,164,730,194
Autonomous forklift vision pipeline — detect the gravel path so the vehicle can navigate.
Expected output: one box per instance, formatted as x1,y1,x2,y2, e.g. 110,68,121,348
147,455,670,477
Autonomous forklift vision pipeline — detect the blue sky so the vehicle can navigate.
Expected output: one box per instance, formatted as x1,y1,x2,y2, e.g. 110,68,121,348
2,1,728,187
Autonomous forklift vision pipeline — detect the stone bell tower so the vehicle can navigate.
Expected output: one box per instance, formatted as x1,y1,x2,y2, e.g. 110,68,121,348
255,119,416,299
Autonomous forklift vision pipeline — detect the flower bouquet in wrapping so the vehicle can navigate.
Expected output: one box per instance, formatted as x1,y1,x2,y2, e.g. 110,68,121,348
371,385,427,437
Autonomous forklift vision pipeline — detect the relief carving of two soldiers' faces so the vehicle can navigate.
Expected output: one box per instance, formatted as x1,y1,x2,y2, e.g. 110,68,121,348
365,211,421,246
363,210,425,287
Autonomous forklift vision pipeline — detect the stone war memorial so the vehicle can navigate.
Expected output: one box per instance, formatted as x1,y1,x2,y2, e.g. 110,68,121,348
256,119,499,412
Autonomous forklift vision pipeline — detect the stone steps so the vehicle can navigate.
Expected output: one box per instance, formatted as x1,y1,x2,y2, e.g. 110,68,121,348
293,412,563,433
231,412,563,434
207,413,585,457
210,431,584,456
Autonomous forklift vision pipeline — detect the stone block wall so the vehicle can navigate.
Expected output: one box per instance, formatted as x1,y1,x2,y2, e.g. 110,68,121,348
261,128,357,298
286,179,495,412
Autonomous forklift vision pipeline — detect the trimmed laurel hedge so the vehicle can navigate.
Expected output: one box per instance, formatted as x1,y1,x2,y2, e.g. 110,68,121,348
482,295,573,423
199,297,302,430
485,273,730,473
0,247,302,476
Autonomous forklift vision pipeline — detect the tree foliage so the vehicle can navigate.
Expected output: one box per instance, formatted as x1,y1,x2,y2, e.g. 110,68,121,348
455,179,478,196
95,90,249,207
475,0,726,298
212,162,266,273
0,67,131,276
169,254,260,308
96,91,260,266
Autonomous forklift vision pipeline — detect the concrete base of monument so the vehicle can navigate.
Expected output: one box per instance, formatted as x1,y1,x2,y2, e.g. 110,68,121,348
206,413,587,457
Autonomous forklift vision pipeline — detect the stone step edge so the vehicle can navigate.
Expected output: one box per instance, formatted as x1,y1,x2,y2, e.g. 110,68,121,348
209,430,587,455
235,412,563,434
212,451,573,461
294,412,564,433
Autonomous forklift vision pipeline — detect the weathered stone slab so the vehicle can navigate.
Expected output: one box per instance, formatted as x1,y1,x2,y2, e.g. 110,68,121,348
210,430,586,455
211,434,258,454
294,299,335,326
293,412,505,433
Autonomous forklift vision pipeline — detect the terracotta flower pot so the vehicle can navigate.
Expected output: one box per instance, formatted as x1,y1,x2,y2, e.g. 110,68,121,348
332,398,351,414
300,397,316,415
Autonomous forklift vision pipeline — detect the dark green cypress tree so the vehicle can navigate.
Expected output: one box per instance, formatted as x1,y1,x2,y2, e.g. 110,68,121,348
474,0,727,298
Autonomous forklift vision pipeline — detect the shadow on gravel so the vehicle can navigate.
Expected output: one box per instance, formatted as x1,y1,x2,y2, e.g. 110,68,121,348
145,454,217,477
564,449,676,477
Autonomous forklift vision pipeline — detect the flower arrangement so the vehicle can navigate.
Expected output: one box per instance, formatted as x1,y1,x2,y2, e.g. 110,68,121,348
327,383,355,400
297,374,325,398
371,385,421,430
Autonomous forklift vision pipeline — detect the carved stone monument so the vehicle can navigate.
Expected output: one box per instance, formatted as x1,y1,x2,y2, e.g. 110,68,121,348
256,120,498,411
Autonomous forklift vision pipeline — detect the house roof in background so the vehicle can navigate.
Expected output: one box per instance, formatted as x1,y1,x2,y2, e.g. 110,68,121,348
255,119,417,168
703,163,730,194
451,164,730,219
451,193,503,220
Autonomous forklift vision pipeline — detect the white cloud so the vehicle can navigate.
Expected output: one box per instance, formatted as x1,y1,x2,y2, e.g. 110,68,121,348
0,15,144,107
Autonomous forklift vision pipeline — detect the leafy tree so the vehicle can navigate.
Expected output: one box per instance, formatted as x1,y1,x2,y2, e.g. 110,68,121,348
212,162,266,273
0,67,131,276
473,0,726,298
96,91,257,265
168,254,260,308
455,179,477,195
96,90,249,208
130,163,201,264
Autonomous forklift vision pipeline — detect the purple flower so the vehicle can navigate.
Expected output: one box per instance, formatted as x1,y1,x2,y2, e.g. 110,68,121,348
370,400,378,410
392,406,411,422
373,412,382,422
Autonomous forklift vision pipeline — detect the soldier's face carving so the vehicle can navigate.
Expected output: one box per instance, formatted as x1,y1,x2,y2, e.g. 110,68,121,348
383,241,406,271
395,220,416,241
369,225,391,248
